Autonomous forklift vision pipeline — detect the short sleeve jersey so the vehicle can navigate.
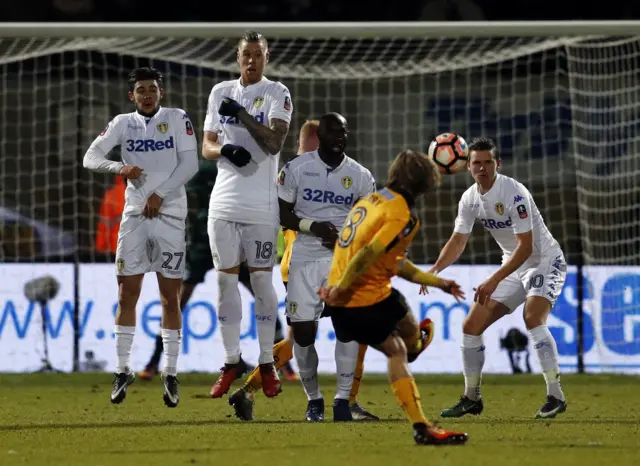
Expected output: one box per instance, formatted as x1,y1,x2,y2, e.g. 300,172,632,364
328,187,419,307
277,151,376,262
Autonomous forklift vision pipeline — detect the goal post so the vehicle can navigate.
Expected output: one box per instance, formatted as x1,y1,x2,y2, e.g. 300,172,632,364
0,21,638,374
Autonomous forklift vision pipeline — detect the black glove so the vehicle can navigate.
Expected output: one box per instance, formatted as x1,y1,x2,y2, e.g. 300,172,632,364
221,144,251,167
218,97,244,117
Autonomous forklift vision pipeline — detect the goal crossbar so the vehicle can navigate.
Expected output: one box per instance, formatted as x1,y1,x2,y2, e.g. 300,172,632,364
0,21,639,39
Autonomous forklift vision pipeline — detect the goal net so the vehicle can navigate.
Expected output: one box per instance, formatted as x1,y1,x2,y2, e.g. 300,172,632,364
0,22,638,374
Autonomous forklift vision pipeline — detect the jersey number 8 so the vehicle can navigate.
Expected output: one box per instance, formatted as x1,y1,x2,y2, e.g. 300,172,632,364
338,207,367,248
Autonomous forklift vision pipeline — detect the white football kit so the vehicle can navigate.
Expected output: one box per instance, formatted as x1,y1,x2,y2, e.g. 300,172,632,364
203,76,293,269
84,107,198,278
278,151,376,322
454,174,566,311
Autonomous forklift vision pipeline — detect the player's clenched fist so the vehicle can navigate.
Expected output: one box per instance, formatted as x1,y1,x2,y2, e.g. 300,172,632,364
221,144,252,167
310,221,338,250
218,97,244,117
143,193,164,218
119,165,143,179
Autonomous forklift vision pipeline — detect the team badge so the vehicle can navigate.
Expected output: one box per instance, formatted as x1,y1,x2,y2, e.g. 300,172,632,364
284,96,291,111
185,120,193,136
517,204,528,219
288,302,298,314
116,258,125,273
253,96,264,108
156,122,168,133
495,202,504,216
100,124,108,136
341,176,353,189
277,170,286,185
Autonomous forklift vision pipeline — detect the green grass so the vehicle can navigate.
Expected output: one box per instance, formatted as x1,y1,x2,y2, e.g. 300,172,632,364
0,373,638,465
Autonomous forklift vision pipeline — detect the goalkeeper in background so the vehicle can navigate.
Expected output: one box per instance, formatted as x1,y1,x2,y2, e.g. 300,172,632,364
138,159,292,381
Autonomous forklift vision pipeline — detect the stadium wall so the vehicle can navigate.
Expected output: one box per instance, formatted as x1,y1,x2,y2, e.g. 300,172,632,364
1,264,639,374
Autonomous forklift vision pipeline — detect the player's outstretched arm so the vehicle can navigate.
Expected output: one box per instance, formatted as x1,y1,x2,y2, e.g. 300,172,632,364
397,259,465,302
430,232,470,274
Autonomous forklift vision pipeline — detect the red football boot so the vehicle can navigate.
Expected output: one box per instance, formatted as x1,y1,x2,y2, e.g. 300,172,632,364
408,318,435,363
259,363,282,398
413,423,469,446
210,360,247,398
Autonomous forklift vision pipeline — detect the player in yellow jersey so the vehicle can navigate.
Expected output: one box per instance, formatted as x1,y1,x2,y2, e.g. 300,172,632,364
228,119,378,421
319,149,469,445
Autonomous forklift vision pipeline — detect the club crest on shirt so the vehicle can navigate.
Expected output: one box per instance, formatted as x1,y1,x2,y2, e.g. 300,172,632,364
156,122,168,133
341,176,353,189
185,120,194,136
278,169,286,185
495,202,504,215
253,96,264,109
284,96,291,111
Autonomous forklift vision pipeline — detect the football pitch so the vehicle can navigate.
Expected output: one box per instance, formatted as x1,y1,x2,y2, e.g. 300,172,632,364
0,373,638,466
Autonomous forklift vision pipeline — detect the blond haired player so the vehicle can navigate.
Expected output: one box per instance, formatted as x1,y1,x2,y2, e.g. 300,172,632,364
319,150,469,445
229,119,378,422
83,67,199,408
434,137,568,420
202,31,293,399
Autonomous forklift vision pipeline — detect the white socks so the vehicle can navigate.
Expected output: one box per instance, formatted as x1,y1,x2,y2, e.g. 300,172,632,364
294,342,321,400
334,340,358,400
216,271,242,365
461,334,485,401
161,328,181,376
250,271,278,365
529,325,565,400
114,325,135,374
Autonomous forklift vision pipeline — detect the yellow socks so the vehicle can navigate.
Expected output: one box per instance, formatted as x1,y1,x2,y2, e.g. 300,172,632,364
244,339,294,393
391,377,429,425
349,344,368,403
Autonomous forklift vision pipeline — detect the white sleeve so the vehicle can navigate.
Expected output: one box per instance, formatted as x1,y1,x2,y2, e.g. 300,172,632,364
359,169,377,199
203,87,221,133
508,185,534,234
82,115,125,174
453,193,476,234
154,149,199,199
175,110,198,153
268,83,293,124
277,162,298,203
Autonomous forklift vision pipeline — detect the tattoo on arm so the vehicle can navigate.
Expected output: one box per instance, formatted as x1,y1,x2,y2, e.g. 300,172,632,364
238,112,289,154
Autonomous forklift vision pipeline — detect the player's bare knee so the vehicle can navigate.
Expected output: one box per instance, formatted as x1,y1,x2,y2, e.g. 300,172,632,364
523,296,552,329
117,275,143,313
291,321,316,347
248,266,272,274
218,265,241,275
462,312,484,336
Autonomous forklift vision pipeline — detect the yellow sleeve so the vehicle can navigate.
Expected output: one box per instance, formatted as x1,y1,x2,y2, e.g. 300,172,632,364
397,259,440,286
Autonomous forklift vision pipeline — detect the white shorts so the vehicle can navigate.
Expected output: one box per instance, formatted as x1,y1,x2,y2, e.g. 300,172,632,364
207,218,278,270
286,259,332,322
492,251,567,313
115,214,186,279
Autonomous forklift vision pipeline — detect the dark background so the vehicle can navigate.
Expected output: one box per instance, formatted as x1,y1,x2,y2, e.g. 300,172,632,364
0,0,638,266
